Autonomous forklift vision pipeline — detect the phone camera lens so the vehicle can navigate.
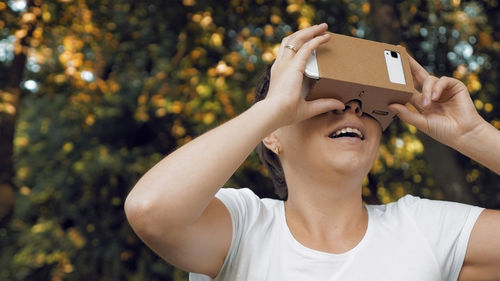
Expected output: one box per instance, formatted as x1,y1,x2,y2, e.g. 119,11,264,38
390,51,398,58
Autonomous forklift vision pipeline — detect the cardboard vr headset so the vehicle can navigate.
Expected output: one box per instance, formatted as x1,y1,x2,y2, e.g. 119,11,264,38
302,32,414,130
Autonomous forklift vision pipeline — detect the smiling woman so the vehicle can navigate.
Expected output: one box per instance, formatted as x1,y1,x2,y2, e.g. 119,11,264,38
124,23,500,281
255,66,380,201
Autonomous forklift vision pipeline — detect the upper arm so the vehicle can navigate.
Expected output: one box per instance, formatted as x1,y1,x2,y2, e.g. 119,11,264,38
459,209,500,281
142,197,232,278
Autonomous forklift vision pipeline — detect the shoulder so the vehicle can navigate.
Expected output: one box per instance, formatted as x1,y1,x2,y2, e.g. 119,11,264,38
392,194,483,217
366,194,421,216
215,187,281,208
368,194,484,233
369,194,482,215
207,189,283,280
368,193,470,210
367,194,484,225
215,188,282,223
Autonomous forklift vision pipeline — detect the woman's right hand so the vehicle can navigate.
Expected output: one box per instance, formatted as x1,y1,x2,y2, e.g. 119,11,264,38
264,23,345,127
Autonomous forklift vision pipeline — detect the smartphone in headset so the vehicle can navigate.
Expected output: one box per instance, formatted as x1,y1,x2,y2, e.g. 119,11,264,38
302,32,413,130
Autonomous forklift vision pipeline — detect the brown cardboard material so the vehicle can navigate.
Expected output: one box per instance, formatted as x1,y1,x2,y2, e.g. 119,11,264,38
304,32,414,130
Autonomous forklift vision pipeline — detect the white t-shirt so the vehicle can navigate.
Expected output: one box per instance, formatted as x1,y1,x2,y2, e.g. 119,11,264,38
190,188,484,281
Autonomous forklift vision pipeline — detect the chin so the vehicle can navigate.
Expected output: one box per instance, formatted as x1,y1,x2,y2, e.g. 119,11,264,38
327,154,373,176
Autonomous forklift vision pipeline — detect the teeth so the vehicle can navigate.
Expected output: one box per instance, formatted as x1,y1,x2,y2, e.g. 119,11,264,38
332,127,363,139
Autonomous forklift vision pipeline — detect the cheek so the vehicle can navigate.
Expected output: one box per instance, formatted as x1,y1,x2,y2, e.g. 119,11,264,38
278,123,316,150
367,131,382,162
278,128,322,169
281,134,313,160
362,118,382,159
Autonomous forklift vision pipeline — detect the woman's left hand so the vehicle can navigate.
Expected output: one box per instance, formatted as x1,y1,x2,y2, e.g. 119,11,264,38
388,56,485,149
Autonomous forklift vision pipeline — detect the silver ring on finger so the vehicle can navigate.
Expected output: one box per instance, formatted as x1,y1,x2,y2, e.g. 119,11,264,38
284,44,298,53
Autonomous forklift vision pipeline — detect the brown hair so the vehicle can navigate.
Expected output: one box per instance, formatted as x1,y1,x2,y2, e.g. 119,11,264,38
253,64,288,200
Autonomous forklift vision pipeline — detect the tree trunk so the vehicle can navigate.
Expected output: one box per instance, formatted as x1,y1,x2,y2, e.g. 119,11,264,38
368,0,475,203
368,0,402,44
0,0,40,224
0,61,23,225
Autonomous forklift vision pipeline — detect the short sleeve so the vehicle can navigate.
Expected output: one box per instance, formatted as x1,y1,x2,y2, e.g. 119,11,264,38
189,188,262,281
397,195,484,281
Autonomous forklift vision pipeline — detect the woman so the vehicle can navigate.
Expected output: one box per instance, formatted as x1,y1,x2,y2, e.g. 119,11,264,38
124,23,500,280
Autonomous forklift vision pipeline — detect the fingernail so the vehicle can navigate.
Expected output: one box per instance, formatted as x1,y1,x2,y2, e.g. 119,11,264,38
431,91,438,100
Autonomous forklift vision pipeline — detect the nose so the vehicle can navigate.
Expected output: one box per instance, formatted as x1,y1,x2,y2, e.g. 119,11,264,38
334,100,362,117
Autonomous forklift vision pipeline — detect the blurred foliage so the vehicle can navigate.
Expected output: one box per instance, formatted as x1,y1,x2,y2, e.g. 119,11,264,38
0,0,499,280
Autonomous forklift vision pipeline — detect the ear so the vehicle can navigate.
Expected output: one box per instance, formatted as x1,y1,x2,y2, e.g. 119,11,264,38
262,131,281,152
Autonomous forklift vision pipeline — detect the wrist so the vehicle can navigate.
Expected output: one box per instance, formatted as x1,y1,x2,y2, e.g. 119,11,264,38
453,119,500,174
251,99,291,130
453,117,490,151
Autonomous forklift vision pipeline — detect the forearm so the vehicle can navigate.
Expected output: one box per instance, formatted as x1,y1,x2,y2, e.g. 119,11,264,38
454,120,500,175
125,100,281,227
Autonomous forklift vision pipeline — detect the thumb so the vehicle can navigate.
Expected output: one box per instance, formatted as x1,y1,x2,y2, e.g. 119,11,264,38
389,103,426,131
302,98,345,119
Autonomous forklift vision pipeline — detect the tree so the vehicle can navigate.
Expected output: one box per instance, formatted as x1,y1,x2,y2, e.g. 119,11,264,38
0,0,41,225
0,0,499,280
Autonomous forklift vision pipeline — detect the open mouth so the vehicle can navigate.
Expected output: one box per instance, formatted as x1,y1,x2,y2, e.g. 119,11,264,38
328,127,365,140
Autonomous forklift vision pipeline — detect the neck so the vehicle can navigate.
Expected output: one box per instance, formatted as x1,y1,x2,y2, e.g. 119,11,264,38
283,169,368,253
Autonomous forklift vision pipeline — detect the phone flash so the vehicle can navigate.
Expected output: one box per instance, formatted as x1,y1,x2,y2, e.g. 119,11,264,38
384,50,406,85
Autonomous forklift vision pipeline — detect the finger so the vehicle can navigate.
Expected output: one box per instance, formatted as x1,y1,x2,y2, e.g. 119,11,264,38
301,98,345,119
277,23,328,59
409,56,429,91
431,76,463,102
273,32,331,76
293,33,331,68
408,89,425,113
388,103,427,131
283,23,328,48
421,75,438,108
